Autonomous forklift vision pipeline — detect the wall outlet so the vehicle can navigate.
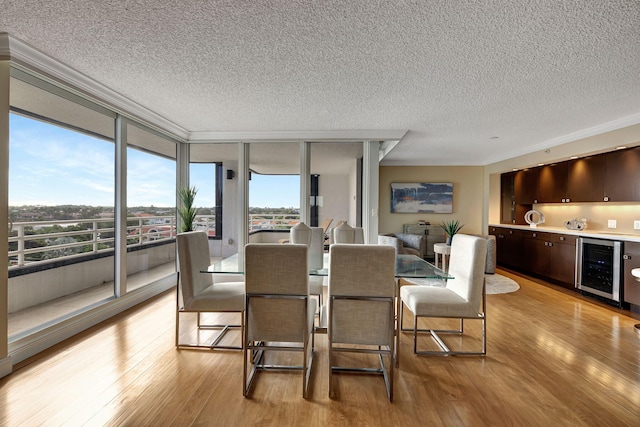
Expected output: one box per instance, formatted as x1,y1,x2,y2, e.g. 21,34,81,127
608,219,617,228
635,220,640,230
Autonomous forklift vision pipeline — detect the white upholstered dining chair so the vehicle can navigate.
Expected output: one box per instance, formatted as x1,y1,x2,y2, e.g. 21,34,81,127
332,223,364,244
290,222,325,313
243,243,316,398
400,234,488,356
175,231,245,350
328,244,396,401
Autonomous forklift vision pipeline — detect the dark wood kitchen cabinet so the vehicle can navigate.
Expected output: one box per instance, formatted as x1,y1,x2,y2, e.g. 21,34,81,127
493,227,577,288
500,172,516,224
547,234,577,287
491,227,525,270
521,230,550,275
500,172,529,224
604,146,640,202
623,241,640,307
566,154,606,202
514,168,540,204
537,163,568,203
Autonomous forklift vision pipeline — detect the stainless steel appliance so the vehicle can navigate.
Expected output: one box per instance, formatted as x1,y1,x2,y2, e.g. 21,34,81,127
576,237,623,306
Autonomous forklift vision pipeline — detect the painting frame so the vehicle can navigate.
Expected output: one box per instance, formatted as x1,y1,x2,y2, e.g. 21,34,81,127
390,182,453,214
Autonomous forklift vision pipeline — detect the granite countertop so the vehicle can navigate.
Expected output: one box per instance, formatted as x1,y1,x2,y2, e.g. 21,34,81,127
488,224,640,243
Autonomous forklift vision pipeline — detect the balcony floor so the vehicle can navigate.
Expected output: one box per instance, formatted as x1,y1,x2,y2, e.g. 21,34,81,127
8,261,181,337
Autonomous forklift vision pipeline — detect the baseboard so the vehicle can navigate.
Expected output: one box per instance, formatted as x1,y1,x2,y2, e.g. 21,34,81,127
8,274,175,366
0,355,13,379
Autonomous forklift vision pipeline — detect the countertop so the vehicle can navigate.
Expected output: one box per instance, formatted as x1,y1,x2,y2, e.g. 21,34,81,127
488,224,640,243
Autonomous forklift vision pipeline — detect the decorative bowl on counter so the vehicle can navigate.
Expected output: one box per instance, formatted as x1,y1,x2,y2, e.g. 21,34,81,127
564,218,587,230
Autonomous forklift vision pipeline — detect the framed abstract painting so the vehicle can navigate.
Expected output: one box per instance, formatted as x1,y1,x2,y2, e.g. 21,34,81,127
390,182,453,213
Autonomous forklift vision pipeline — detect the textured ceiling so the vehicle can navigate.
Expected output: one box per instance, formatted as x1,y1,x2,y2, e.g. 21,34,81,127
2,0,640,166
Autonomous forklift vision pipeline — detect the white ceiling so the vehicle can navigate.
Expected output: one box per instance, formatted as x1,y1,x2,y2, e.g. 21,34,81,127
1,1,640,166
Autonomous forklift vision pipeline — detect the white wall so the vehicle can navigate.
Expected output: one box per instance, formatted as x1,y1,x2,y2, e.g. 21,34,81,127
319,174,351,226
220,160,239,258
348,159,359,226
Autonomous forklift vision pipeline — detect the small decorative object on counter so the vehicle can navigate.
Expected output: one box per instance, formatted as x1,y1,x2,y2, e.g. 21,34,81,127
524,209,545,228
564,218,587,231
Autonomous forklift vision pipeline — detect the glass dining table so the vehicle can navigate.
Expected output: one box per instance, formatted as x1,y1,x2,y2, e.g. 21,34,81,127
203,252,452,366
203,252,452,281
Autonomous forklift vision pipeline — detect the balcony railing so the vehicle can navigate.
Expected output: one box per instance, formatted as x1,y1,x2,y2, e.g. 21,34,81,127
8,215,211,269
7,212,300,269
249,214,300,232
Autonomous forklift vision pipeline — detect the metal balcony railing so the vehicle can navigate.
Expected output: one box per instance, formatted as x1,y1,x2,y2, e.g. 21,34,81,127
7,213,300,269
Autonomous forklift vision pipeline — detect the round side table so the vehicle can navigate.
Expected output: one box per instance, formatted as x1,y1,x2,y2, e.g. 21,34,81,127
433,243,451,271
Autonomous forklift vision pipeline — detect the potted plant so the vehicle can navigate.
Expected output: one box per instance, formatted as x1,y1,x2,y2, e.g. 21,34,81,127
177,186,198,232
441,219,464,245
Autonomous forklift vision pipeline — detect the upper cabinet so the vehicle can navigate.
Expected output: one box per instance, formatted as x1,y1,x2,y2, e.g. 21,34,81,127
500,172,515,223
501,146,640,223
537,163,568,203
566,154,606,202
501,172,529,224
514,167,540,204
604,147,640,202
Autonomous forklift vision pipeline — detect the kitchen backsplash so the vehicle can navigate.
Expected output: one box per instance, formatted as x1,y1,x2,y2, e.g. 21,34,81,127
533,202,640,233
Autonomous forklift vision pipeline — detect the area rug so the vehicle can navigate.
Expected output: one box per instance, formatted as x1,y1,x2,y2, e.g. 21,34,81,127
485,274,520,295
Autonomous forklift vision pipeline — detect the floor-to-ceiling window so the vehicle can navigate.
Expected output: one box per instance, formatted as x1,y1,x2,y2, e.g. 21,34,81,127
8,70,116,338
6,66,181,356
125,122,177,292
189,143,236,258
248,142,300,241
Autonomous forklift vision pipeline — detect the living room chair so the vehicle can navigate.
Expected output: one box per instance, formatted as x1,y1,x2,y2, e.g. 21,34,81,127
400,234,488,356
328,244,396,401
175,231,245,350
290,222,326,313
243,243,316,398
378,233,426,258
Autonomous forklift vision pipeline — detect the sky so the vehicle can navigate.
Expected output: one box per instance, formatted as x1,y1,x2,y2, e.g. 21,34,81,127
9,113,300,208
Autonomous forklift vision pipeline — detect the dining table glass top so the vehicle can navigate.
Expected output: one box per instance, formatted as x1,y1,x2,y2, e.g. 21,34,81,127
203,252,453,280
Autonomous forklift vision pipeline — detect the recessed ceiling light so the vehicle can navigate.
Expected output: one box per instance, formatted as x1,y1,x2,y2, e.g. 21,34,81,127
570,156,578,159
512,168,518,171
616,146,627,150
537,163,544,166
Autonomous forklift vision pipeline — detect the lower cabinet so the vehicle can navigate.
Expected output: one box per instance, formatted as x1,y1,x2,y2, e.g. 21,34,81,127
491,227,577,289
623,241,640,307
547,234,578,287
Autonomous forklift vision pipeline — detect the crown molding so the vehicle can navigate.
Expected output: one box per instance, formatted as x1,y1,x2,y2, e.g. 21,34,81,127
188,129,408,143
481,112,640,166
0,33,189,141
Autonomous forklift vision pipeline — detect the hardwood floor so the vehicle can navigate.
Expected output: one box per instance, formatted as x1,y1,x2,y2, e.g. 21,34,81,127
2,268,640,426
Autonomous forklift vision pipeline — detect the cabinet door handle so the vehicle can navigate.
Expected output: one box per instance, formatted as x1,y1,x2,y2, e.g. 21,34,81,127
548,242,553,247
565,198,570,203
560,236,565,241
623,254,631,260
604,196,609,202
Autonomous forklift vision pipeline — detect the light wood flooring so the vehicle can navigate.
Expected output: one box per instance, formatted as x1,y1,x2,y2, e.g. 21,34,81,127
2,269,640,426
